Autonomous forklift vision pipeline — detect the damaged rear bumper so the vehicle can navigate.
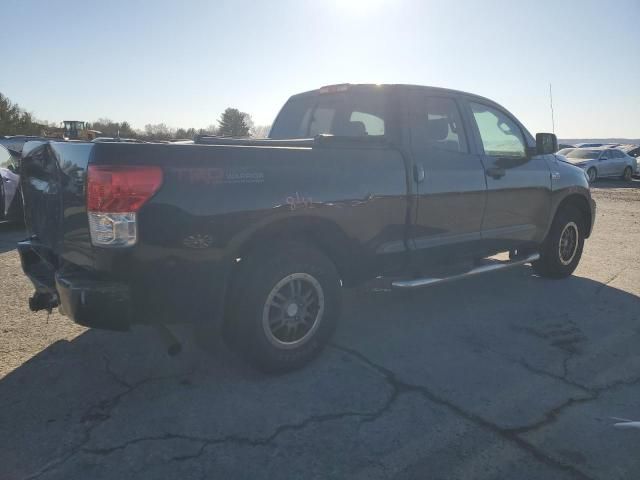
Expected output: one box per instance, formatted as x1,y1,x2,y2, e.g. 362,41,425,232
17,240,131,331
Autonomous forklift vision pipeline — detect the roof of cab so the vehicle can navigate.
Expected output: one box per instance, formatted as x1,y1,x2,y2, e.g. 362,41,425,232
290,83,500,105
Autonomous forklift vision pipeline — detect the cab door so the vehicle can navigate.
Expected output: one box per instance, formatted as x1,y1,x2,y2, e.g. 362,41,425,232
608,149,626,176
408,94,487,259
464,100,551,249
597,150,614,176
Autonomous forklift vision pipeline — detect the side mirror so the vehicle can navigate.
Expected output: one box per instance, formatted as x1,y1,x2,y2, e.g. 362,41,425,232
536,133,558,155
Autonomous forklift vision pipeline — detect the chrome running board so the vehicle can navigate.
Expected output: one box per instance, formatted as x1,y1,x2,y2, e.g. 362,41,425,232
391,253,540,289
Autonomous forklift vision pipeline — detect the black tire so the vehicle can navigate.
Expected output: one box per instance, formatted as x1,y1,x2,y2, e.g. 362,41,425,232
228,243,342,373
587,167,597,183
622,166,633,182
532,205,585,279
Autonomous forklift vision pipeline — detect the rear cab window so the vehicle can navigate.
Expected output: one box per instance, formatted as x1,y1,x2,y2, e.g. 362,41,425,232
270,87,388,139
410,96,468,153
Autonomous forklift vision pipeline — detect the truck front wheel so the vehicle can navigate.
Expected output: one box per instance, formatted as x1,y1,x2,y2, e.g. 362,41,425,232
230,243,342,373
532,205,585,279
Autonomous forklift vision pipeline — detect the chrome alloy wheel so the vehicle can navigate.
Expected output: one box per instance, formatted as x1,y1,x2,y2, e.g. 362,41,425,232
558,221,579,266
262,273,325,349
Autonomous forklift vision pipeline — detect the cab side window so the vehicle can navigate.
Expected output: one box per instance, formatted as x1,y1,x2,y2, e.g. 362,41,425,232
470,103,526,158
411,97,468,153
350,111,385,136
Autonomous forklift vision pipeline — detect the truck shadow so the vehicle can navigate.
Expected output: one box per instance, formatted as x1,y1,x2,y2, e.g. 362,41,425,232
1,268,639,478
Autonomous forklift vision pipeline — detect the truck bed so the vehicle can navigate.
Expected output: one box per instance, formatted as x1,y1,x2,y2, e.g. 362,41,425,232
19,137,409,329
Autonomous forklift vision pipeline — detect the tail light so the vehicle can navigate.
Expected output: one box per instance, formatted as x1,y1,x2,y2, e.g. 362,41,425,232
87,165,163,247
318,84,350,94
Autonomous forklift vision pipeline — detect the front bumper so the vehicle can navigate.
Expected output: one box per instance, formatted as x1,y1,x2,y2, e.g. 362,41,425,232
18,240,131,331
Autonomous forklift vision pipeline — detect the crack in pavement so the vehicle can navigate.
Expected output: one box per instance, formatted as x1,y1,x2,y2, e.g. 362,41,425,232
22,354,196,480
516,358,591,394
562,350,573,379
328,343,598,480
80,384,401,463
449,334,640,439
23,343,640,480
508,361,640,436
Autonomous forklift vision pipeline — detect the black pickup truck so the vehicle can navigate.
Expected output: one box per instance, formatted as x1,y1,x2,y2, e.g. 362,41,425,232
18,84,595,372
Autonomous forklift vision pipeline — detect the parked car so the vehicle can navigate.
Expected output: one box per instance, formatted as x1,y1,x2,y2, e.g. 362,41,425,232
557,147,575,156
557,143,574,151
562,147,637,182
17,84,596,372
0,144,23,222
621,145,640,177
623,145,640,158
0,135,50,154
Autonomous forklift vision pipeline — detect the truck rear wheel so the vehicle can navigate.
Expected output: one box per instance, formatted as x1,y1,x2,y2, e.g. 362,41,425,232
532,205,585,279
229,243,342,373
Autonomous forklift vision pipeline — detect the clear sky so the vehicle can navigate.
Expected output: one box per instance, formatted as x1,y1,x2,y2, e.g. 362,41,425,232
1,0,639,137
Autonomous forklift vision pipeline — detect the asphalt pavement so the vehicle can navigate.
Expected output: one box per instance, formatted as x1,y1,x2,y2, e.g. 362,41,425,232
1,180,639,480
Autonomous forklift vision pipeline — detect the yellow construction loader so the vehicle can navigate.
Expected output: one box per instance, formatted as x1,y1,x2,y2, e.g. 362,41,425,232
43,121,101,140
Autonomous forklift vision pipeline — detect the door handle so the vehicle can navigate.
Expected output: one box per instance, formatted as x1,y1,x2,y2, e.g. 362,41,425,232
413,162,426,183
486,167,506,179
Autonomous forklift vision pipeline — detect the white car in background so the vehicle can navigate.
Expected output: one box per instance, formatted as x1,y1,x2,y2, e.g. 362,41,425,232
556,147,575,156
0,144,22,222
620,144,640,177
562,147,637,183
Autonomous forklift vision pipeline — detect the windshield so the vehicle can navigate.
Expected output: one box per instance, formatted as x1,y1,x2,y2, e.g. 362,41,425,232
566,149,601,159
557,148,574,155
270,88,389,139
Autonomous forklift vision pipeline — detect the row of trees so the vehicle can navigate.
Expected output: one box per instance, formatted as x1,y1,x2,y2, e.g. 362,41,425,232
0,92,271,140
0,93,43,136
87,108,271,140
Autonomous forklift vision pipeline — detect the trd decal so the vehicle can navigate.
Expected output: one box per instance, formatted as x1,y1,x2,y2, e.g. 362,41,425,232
173,168,264,185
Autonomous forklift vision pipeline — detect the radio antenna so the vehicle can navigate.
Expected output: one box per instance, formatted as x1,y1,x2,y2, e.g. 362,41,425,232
549,83,555,134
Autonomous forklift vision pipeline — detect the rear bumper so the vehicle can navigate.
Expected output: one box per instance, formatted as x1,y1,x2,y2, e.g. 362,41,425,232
55,273,131,330
18,240,131,331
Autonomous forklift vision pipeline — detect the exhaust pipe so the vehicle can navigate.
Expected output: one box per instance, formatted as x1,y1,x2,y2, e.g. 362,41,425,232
28,292,58,313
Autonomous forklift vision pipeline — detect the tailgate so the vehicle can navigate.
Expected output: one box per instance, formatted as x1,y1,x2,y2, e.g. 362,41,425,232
21,141,94,264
